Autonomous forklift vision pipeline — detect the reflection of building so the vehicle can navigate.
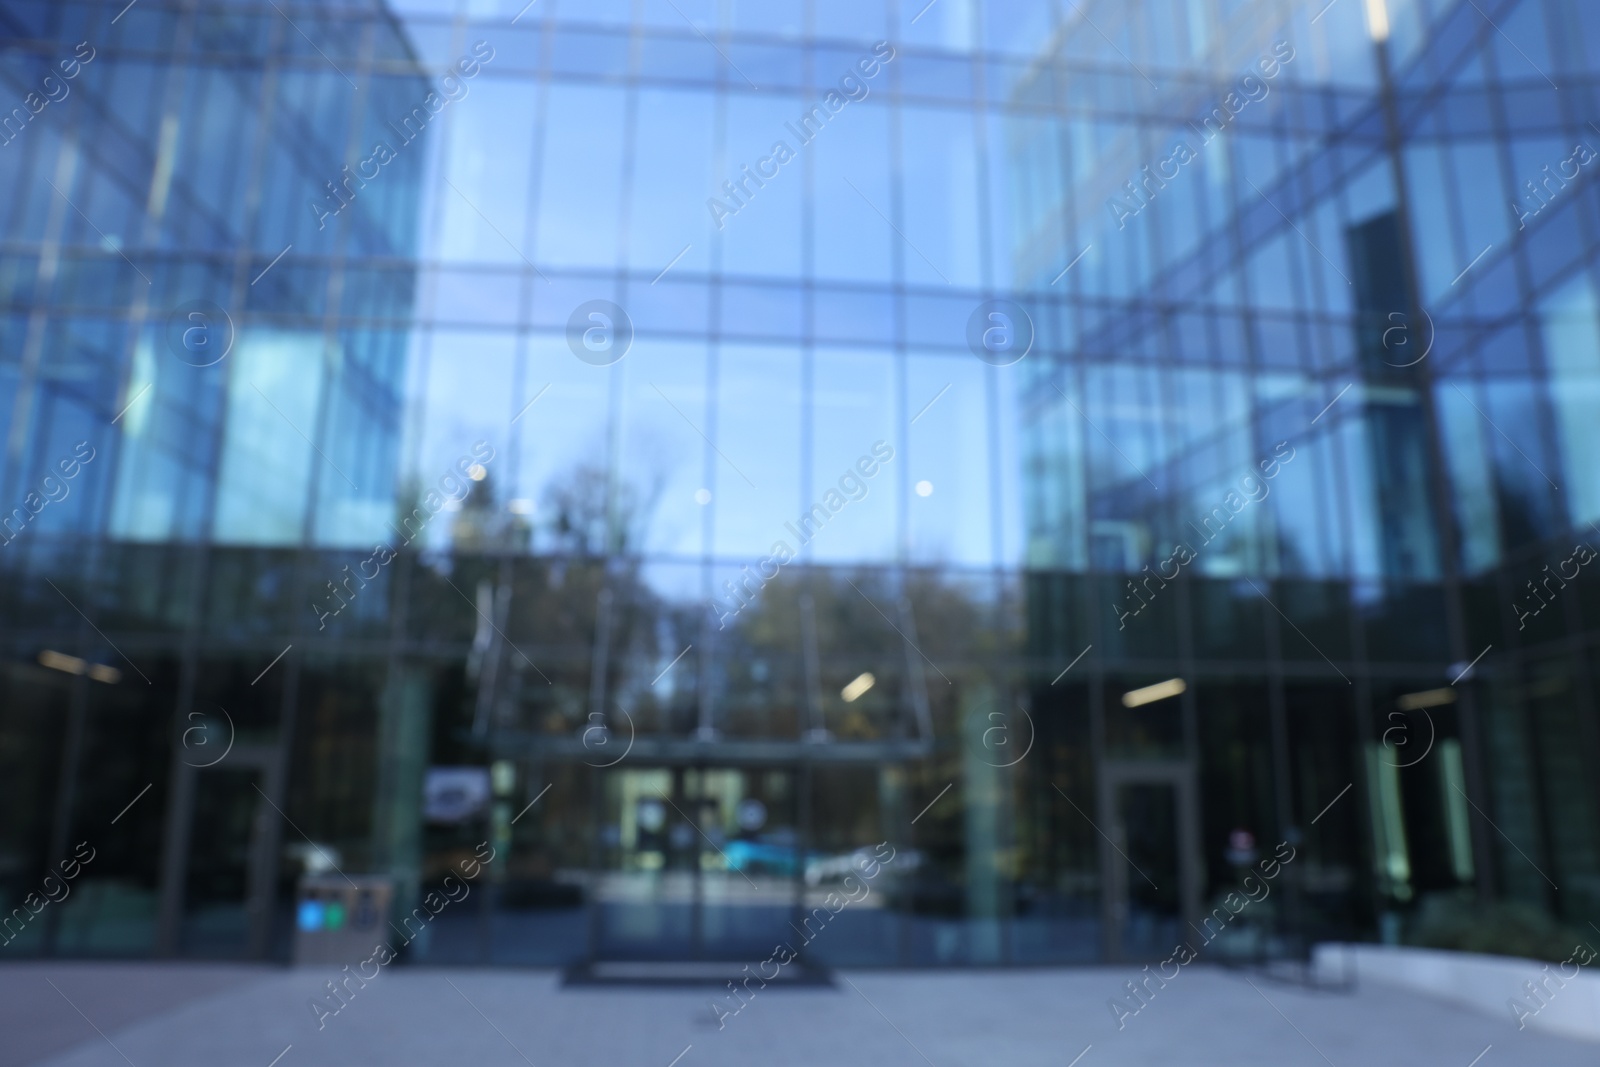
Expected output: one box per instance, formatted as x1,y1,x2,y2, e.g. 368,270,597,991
2,0,1598,971
1013,0,1600,955
0,0,426,958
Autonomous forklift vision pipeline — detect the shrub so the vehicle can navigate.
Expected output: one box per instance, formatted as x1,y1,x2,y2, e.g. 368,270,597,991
1409,891,1593,962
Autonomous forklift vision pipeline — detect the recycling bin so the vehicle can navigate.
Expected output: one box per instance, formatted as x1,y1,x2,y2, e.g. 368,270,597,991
294,875,393,965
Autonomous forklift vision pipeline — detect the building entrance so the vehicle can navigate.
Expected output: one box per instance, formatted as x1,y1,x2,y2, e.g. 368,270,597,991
1099,761,1202,961
592,765,799,961
156,743,283,960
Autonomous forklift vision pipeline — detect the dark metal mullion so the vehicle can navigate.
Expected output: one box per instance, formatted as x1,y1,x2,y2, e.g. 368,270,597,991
145,0,236,959
882,0,915,970
38,672,90,956
1377,23,1502,906
967,6,1016,965
1259,87,1308,960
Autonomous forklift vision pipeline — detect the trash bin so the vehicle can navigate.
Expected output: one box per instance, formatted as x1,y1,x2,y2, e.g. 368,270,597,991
294,875,393,965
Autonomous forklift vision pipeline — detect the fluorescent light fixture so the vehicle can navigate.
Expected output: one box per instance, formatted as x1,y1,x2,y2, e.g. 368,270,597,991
840,672,875,703
1121,678,1186,708
1364,0,1390,41
38,651,120,684
39,649,87,675
1397,687,1456,711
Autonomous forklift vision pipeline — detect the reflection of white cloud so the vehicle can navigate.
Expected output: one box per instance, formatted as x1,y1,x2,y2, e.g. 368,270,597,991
937,0,977,50
108,339,167,541
213,332,323,546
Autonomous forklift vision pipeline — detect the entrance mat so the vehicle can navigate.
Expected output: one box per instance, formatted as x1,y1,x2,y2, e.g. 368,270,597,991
563,960,834,987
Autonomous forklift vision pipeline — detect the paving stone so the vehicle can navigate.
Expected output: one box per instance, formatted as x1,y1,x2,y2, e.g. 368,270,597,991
5,961,1593,1066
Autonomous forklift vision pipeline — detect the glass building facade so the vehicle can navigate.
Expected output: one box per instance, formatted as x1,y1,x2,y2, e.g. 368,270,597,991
1,0,1598,967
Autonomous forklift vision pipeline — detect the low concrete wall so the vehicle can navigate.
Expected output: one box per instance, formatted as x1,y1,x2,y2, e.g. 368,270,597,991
1313,942,1600,1042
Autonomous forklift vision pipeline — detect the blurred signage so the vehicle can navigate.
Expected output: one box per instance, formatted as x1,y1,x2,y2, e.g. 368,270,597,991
424,767,490,823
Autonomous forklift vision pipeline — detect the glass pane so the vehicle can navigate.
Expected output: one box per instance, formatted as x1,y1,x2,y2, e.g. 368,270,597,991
595,768,695,960
182,768,261,958
1116,782,1181,958
697,768,797,959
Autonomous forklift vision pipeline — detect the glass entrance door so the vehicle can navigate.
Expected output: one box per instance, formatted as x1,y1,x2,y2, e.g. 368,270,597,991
696,768,797,959
594,766,797,960
596,768,692,959
1100,762,1200,960
181,766,264,956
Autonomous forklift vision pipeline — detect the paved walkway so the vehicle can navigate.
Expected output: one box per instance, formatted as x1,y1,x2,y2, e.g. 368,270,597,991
5,961,1594,1067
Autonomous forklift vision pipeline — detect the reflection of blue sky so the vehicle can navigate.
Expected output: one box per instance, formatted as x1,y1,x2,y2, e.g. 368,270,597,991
391,0,1015,52
9,0,1593,613
389,0,1029,572
369,0,1580,593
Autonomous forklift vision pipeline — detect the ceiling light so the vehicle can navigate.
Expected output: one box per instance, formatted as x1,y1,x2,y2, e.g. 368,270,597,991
1121,678,1186,708
1397,687,1456,711
1364,0,1390,41
841,672,875,703
38,651,120,684
39,650,87,675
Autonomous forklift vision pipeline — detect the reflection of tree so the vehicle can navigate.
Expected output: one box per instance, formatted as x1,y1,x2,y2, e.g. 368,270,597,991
706,566,995,741
1493,468,1555,554
447,454,1004,750
451,459,691,738
428,551,695,748
1274,528,1313,577
450,471,529,553
541,446,670,557
713,566,1003,914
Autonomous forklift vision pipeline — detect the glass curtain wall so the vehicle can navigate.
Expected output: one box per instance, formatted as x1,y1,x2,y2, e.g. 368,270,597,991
1,0,1598,965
